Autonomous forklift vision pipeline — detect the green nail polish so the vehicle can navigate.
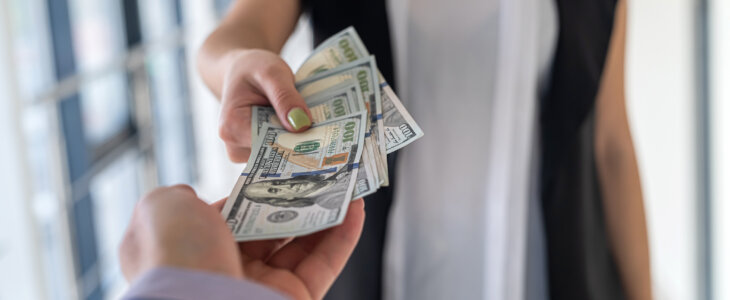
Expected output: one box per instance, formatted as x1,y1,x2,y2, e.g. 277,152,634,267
287,108,311,130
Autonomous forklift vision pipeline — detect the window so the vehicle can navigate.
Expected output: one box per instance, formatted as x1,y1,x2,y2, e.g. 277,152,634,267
68,0,133,151
4,0,200,299
139,0,197,186
89,151,142,297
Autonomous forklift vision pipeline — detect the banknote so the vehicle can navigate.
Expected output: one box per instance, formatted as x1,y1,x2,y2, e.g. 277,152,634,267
297,57,388,186
220,27,427,242
251,83,363,141
353,142,379,199
380,84,424,153
251,84,378,201
296,27,369,81
295,26,424,156
222,111,368,241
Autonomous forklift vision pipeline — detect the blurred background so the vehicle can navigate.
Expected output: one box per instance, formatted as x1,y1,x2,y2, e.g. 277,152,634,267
0,0,726,299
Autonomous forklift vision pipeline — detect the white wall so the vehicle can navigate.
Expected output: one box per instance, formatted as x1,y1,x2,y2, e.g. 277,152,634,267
710,0,730,298
626,0,700,299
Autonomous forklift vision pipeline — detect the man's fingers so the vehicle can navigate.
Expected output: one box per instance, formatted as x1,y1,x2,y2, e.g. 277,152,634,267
168,184,197,196
238,238,292,263
254,64,312,132
120,185,200,282
266,199,365,298
211,199,227,212
119,215,141,281
212,198,293,262
267,199,365,269
138,185,197,209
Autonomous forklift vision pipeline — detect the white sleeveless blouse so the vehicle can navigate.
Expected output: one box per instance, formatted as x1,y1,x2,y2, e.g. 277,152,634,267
384,0,558,299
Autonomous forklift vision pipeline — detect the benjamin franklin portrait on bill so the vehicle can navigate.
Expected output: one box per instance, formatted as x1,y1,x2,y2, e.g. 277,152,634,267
242,145,359,210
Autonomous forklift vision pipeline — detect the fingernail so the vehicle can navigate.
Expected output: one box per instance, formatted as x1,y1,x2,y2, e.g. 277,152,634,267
287,108,311,130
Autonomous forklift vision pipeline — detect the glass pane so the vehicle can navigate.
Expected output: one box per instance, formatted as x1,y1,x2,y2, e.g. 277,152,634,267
68,0,132,148
68,0,125,72
78,72,131,147
8,0,55,100
214,0,234,18
147,49,196,185
89,151,141,298
24,105,76,300
138,1,179,41
35,193,75,300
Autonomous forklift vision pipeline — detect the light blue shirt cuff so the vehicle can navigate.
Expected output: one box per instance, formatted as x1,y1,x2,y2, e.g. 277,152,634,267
122,267,290,300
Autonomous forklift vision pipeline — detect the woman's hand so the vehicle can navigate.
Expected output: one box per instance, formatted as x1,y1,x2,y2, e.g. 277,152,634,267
217,49,312,162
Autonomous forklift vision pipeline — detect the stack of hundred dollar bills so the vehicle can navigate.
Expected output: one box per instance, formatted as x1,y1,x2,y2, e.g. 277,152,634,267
221,27,424,241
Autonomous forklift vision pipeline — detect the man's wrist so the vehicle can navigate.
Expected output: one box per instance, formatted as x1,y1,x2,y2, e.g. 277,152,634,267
123,267,289,300
150,257,245,280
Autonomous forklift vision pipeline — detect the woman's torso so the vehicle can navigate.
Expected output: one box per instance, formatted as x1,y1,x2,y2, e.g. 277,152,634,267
384,0,557,299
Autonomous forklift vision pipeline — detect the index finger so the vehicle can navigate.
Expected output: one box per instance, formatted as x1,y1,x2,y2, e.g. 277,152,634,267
265,199,365,299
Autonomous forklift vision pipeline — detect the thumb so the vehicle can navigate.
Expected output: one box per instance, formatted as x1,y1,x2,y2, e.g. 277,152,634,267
256,66,312,132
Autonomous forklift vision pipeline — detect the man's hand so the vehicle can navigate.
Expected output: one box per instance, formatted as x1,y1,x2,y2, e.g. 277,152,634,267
119,185,365,300
119,185,244,281
211,199,365,300
217,49,312,162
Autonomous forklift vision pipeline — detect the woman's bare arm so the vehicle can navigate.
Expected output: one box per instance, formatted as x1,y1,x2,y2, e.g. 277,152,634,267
197,0,301,98
196,0,312,162
594,1,653,299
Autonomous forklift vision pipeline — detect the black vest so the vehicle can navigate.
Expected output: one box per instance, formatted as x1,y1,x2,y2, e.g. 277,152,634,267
304,1,626,299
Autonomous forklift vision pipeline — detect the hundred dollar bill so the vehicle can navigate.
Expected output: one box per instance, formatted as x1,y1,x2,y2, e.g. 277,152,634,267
353,143,379,199
251,83,363,141
251,84,379,199
296,57,388,186
222,111,368,241
381,84,423,153
296,26,424,156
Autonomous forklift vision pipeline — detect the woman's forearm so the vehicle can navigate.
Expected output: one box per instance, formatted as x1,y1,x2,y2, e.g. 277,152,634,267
197,27,271,99
595,126,653,300
594,1,653,299
196,0,301,99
